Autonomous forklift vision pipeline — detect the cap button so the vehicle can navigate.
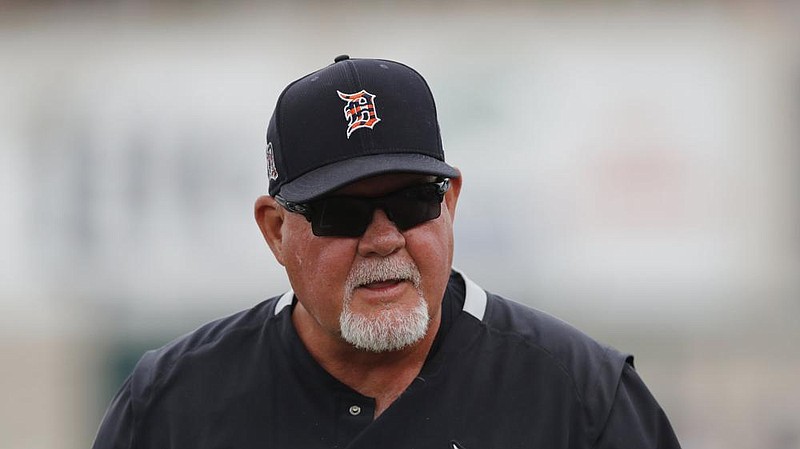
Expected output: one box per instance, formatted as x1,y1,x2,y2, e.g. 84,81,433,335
334,54,350,63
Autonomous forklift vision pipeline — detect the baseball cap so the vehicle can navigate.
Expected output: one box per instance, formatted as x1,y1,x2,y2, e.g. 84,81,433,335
265,55,459,202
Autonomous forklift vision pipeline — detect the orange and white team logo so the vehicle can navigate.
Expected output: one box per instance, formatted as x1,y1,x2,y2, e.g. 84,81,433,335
337,90,381,138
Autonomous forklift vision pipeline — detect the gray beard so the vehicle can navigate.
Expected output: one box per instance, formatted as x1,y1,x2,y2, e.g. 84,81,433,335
339,257,430,353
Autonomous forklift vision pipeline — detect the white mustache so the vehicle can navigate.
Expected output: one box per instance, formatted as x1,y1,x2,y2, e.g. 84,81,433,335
345,257,422,293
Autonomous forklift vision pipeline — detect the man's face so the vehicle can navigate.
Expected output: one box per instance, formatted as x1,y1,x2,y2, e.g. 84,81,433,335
257,172,461,353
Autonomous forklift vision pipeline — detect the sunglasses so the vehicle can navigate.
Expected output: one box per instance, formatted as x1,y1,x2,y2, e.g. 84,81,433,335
275,178,450,237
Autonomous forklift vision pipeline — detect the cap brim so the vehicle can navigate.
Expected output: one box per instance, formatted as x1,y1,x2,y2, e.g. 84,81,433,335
277,153,459,202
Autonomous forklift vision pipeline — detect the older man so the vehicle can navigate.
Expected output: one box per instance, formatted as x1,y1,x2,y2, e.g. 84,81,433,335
93,56,681,449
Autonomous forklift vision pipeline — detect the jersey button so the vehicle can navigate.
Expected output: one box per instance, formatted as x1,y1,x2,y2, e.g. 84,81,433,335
348,405,362,416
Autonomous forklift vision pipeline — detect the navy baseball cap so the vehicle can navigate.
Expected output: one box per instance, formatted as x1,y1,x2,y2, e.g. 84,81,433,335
265,55,459,202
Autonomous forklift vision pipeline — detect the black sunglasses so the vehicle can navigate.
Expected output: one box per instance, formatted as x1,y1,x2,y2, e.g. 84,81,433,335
275,179,450,237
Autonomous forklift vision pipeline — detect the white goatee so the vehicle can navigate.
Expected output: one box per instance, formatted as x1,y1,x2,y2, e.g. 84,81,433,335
339,257,429,353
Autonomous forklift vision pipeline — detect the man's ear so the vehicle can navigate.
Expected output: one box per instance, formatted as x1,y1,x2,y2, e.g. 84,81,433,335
444,168,462,221
254,195,287,266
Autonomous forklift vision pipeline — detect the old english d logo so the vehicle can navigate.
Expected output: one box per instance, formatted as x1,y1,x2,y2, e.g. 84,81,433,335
337,89,381,138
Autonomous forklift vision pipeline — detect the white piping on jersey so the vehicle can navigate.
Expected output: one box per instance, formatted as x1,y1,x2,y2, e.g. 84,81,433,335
453,267,487,321
274,269,488,322
274,290,294,315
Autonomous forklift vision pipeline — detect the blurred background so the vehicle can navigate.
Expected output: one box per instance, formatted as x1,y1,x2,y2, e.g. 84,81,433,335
1,1,799,448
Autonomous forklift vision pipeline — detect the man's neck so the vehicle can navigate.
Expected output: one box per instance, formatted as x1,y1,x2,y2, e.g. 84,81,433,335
292,303,442,418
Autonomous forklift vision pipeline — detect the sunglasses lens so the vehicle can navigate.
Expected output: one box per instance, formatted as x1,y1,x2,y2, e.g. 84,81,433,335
306,181,447,237
311,197,372,237
385,185,443,230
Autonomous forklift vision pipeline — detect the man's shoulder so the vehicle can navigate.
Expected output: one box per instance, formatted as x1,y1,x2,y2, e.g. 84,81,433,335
127,293,287,399
470,287,631,412
481,290,631,372
461,286,634,439
450,271,630,372
485,292,620,352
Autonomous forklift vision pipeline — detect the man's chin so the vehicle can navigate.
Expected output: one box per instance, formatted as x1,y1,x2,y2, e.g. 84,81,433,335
339,297,430,353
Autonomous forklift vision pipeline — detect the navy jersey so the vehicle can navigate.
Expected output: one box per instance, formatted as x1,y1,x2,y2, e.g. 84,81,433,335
93,271,680,449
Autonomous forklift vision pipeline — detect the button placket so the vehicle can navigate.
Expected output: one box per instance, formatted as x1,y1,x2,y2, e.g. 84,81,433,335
335,394,375,447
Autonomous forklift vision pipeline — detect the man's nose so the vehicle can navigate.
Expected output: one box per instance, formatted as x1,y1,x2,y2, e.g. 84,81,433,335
357,208,405,257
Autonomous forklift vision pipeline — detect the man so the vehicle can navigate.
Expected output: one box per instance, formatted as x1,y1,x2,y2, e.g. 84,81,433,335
93,55,681,448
